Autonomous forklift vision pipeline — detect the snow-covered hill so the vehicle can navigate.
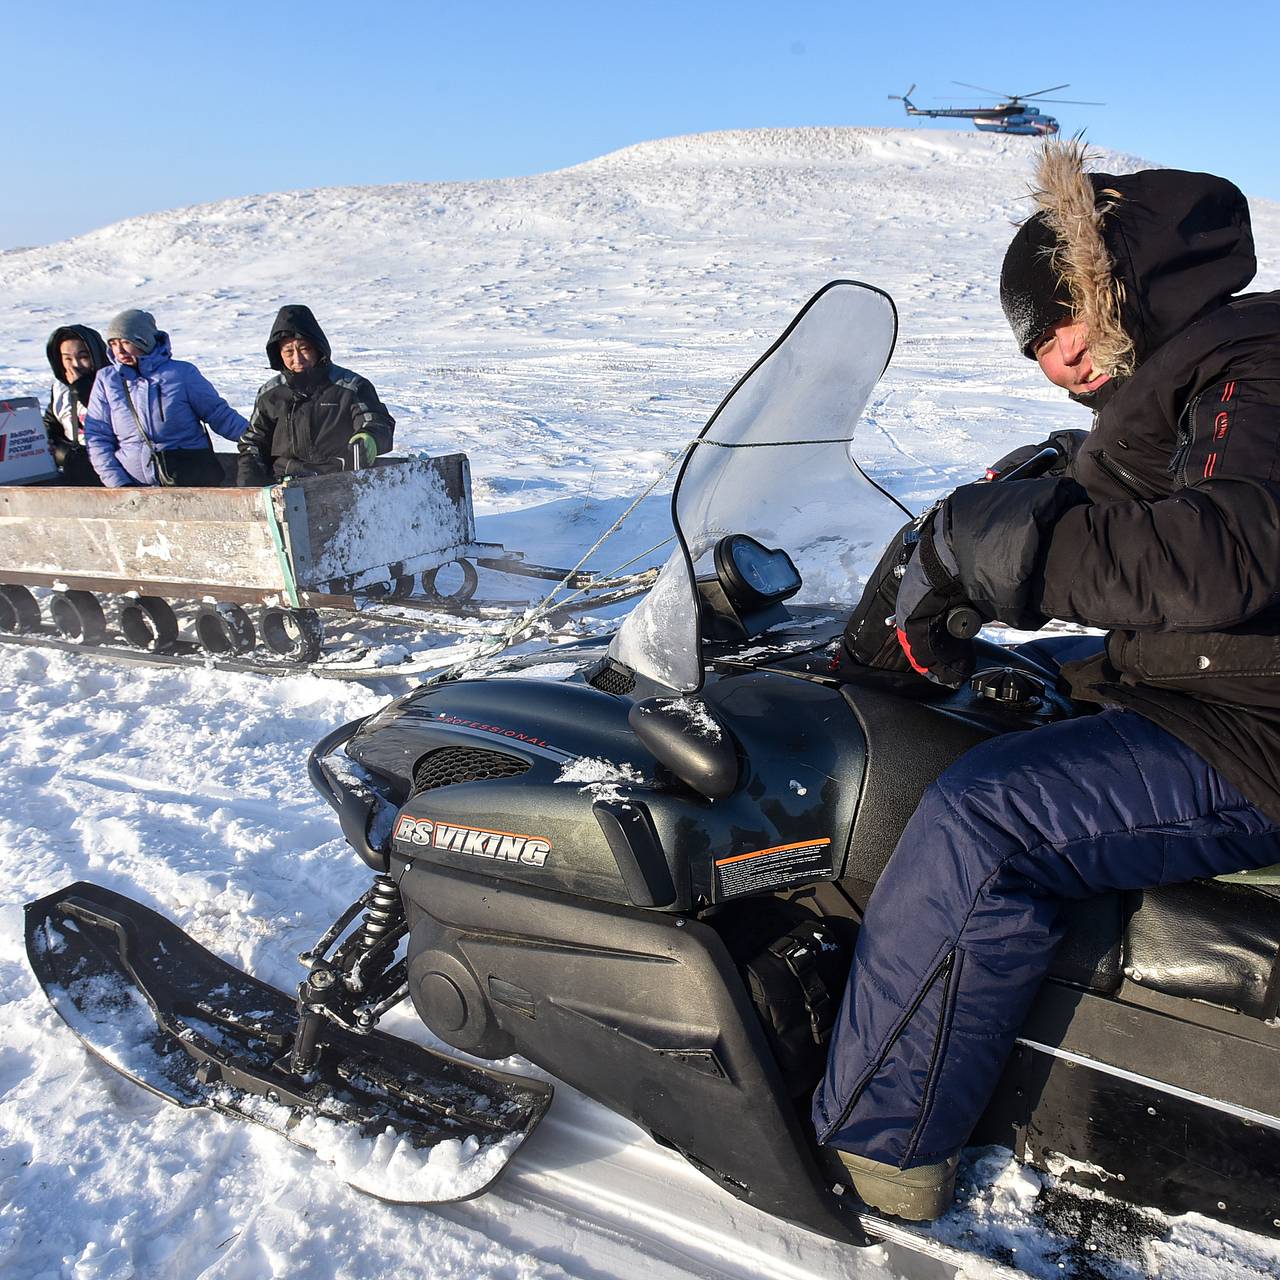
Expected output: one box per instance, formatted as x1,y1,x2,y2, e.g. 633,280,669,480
3,127,1279,1280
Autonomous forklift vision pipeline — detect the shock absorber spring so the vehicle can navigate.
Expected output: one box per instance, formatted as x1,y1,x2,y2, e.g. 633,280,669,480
360,873,404,950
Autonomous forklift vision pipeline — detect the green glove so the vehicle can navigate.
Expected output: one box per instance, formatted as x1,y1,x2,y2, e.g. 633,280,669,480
349,432,378,469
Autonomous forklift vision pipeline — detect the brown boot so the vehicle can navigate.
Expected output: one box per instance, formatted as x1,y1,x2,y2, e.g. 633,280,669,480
833,1149,959,1222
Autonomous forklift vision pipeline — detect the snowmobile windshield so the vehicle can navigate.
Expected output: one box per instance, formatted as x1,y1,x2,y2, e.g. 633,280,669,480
610,281,907,693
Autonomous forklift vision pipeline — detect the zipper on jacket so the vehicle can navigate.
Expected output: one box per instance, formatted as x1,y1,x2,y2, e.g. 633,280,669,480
1090,448,1160,501
1167,393,1202,486
822,950,955,1141
904,951,960,1163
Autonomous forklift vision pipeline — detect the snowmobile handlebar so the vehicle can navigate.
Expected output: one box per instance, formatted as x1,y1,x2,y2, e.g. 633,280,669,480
945,605,982,639
943,443,1064,640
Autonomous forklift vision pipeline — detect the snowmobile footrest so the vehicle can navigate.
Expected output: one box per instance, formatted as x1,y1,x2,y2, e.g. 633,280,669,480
25,881,552,1203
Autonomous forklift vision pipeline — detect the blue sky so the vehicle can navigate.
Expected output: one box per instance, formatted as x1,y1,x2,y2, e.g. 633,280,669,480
6,0,1278,248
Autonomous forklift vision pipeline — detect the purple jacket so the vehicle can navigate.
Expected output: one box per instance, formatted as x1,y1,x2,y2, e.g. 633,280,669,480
84,334,248,486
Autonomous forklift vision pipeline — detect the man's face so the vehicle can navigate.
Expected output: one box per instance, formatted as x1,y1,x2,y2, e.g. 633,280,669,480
109,338,143,367
60,338,94,382
279,337,319,373
1034,319,1111,396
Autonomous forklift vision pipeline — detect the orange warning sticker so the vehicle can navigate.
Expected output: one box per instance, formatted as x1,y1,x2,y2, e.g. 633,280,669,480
713,837,833,899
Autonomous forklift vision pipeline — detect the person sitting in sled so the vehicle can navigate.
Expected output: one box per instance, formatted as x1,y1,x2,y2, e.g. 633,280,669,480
815,140,1280,1221
42,323,110,485
83,309,249,487
236,305,395,486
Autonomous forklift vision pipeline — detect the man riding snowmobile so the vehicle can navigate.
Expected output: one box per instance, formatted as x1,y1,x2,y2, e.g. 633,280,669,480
816,140,1280,1220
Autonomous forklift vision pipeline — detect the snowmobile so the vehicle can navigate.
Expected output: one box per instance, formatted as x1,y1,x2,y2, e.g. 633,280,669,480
26,282,1280,1271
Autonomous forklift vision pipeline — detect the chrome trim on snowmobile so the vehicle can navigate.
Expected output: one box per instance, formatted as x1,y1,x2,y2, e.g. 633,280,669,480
1015,1036,1280,1131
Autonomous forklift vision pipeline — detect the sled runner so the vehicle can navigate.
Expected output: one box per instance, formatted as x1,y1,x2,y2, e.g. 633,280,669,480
0,447,656,677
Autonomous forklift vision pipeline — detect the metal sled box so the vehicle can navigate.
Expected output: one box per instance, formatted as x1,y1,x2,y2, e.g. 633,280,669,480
0,454,477,606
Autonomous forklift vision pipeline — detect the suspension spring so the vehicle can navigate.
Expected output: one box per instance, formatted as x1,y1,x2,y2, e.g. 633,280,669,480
360,873,404,950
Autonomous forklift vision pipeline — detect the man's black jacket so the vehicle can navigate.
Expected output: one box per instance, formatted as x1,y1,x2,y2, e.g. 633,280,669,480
942,164,1280,820
238,305,395,484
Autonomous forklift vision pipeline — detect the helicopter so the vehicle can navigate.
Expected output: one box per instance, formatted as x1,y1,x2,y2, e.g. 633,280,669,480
889,81,1104,137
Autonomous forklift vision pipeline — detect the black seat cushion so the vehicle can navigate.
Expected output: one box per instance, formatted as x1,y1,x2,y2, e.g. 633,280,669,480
1049,893,1124,994
1123,880,1280,1018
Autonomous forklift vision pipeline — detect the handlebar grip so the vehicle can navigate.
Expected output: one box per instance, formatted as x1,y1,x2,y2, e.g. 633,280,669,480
946,606,982,640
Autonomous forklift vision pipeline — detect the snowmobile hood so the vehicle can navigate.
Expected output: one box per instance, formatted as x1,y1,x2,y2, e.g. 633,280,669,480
266,304,333,372
45,324,109,386
1009,140,1255,376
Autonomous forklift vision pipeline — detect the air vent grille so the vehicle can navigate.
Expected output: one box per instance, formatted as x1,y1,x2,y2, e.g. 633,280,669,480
411,747,529,794
588,663,636,695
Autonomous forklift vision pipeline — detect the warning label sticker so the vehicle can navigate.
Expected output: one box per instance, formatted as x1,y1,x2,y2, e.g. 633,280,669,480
713,837,833,900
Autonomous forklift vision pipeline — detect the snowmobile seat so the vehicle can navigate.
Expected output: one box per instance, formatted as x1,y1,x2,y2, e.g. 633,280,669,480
1121,879,1280,1019
1045,881,1280,1016
1047,894,1125,994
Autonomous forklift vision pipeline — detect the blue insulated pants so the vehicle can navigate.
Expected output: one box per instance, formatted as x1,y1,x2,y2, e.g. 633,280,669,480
812,701,1280,1168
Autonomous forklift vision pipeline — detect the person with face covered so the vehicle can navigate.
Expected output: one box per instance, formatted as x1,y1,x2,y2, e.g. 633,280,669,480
236,305,395,486
42,324,110,485
83,309,248,487
817,141,1280,1222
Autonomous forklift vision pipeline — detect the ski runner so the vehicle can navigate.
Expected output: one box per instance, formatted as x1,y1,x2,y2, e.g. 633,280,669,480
816,140,1280,1220
42,323,109,486
236,304,395,485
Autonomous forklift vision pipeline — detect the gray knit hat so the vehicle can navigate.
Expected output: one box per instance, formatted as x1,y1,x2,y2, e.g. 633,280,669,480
107,308,159,355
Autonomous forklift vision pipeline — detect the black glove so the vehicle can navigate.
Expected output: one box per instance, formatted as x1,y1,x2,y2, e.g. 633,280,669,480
842,519,916,670
984,429,1088,482
893,508,979,688
237,454,271,488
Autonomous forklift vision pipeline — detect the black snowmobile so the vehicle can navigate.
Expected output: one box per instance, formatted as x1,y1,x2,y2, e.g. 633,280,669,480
27,283,1280,1269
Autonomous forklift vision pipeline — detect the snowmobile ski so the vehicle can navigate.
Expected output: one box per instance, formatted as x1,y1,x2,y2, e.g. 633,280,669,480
25,881,552,1204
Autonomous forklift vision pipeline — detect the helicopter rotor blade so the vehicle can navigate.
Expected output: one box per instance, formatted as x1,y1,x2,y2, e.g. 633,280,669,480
952,80,1012,98
1031,97,1106,106
1019,84,1073,99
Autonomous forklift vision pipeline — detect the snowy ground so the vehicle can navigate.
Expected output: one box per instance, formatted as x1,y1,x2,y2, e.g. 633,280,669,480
2,127,1279,1279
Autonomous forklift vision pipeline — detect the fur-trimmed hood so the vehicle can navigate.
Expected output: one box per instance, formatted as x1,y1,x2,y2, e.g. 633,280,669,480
1008,141,1256,374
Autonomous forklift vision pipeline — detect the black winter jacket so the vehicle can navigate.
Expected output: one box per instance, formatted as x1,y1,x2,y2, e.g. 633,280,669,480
237,305,395,484
42,324,109,484
944,165,1280,821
